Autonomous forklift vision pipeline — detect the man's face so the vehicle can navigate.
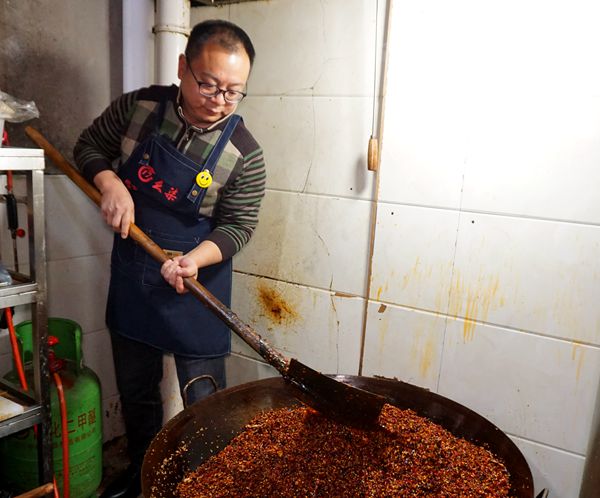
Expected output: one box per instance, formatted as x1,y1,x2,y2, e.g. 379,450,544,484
178,42,251,128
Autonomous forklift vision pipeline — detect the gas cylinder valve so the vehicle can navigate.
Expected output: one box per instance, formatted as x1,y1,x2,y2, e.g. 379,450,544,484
47,336,65,373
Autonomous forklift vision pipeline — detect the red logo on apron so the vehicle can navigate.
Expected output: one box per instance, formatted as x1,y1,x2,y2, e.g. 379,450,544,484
152,180,164,193
164,187,179,202
138,165,155,183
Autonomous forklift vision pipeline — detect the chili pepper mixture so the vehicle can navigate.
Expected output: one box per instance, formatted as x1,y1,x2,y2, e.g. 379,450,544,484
177,404,512,497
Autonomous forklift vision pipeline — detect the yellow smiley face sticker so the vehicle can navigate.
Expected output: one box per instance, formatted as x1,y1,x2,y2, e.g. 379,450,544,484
196,169,213,188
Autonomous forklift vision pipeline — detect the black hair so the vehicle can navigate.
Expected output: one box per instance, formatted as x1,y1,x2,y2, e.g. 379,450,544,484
185,20,255,66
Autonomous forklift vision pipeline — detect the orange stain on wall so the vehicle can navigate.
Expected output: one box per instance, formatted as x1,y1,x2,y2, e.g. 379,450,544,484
402,257,422,290
409,328,436,379
378,316,390,356
257,283,299,326
448,272,501,342
419,336,435,378
571,342,585,382
448,271,464,318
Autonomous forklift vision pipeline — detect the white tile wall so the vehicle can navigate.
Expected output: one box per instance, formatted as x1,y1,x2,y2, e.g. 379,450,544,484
385,1,600,99
230,272,364,374
438,319,600,455
237,97,316,192
372,204,600,345
45,176,113,261
307,96,375,197
204,0,378,97
461,96,600,224
380,92,600,225
371,1,600,494
362,302,445,390
239,96,376,199
451,214,600,344
46,253,111,335
381,1,600,225
226,353,277,388
377,93,469,209
511,435,586,498
234,190,374,296
369,204,460,311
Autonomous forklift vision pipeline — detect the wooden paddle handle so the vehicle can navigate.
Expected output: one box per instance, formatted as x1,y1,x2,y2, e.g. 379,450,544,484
25,126,288,373
14,483,54,498
367,136,379,171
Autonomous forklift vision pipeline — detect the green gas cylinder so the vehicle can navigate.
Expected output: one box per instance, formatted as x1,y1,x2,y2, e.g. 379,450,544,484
0,318,102,498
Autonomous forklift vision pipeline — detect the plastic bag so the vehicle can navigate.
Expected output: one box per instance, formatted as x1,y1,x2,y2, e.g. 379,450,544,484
0,261,11,286
0,90,39,122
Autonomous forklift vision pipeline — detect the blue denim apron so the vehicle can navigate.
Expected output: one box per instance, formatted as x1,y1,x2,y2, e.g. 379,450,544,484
106,107,241,358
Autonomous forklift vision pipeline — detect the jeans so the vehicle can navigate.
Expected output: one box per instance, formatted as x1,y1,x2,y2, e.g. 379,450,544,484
110,331,226,468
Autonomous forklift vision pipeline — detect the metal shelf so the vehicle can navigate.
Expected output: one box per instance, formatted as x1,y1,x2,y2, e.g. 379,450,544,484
0,146,52,484
0,284,39,305
0,399,41,438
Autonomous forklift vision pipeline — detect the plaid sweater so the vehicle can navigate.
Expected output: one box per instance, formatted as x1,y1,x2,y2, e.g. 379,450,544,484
73,85,266,260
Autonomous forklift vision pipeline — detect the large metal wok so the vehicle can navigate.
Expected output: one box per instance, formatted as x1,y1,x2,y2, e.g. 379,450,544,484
142,375,534,498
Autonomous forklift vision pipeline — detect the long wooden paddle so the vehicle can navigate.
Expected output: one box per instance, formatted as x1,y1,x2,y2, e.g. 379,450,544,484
25,126,387,426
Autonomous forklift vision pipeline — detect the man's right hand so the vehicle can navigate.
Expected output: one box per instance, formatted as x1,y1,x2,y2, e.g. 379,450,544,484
93,170,135,238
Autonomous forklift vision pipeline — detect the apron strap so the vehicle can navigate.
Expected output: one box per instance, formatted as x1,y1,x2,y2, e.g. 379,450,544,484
203,114,242,173
186,114,242,203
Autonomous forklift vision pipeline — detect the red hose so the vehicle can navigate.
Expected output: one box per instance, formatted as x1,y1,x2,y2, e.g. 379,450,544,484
53,477,59,498
5,307,28,390
6,169,13,194
52,372,69,498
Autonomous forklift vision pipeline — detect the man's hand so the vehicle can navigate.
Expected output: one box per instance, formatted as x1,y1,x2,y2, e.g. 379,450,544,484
161,256,199,294
160,241,223,294
94,170,135,238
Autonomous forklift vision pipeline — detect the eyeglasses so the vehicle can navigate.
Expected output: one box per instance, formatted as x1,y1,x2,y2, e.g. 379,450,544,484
186,59,247,104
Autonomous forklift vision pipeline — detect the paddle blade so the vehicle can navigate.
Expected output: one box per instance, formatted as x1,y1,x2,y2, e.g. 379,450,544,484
285,359,387,427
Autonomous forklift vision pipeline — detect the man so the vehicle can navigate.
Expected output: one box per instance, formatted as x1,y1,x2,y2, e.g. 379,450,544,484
74,20,265,498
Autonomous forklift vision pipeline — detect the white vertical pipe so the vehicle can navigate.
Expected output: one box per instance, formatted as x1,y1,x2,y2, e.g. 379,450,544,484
122,0,154,92
155,0,191,86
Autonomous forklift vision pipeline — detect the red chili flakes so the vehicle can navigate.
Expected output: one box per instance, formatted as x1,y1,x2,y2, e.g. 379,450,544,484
176,404,513,497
